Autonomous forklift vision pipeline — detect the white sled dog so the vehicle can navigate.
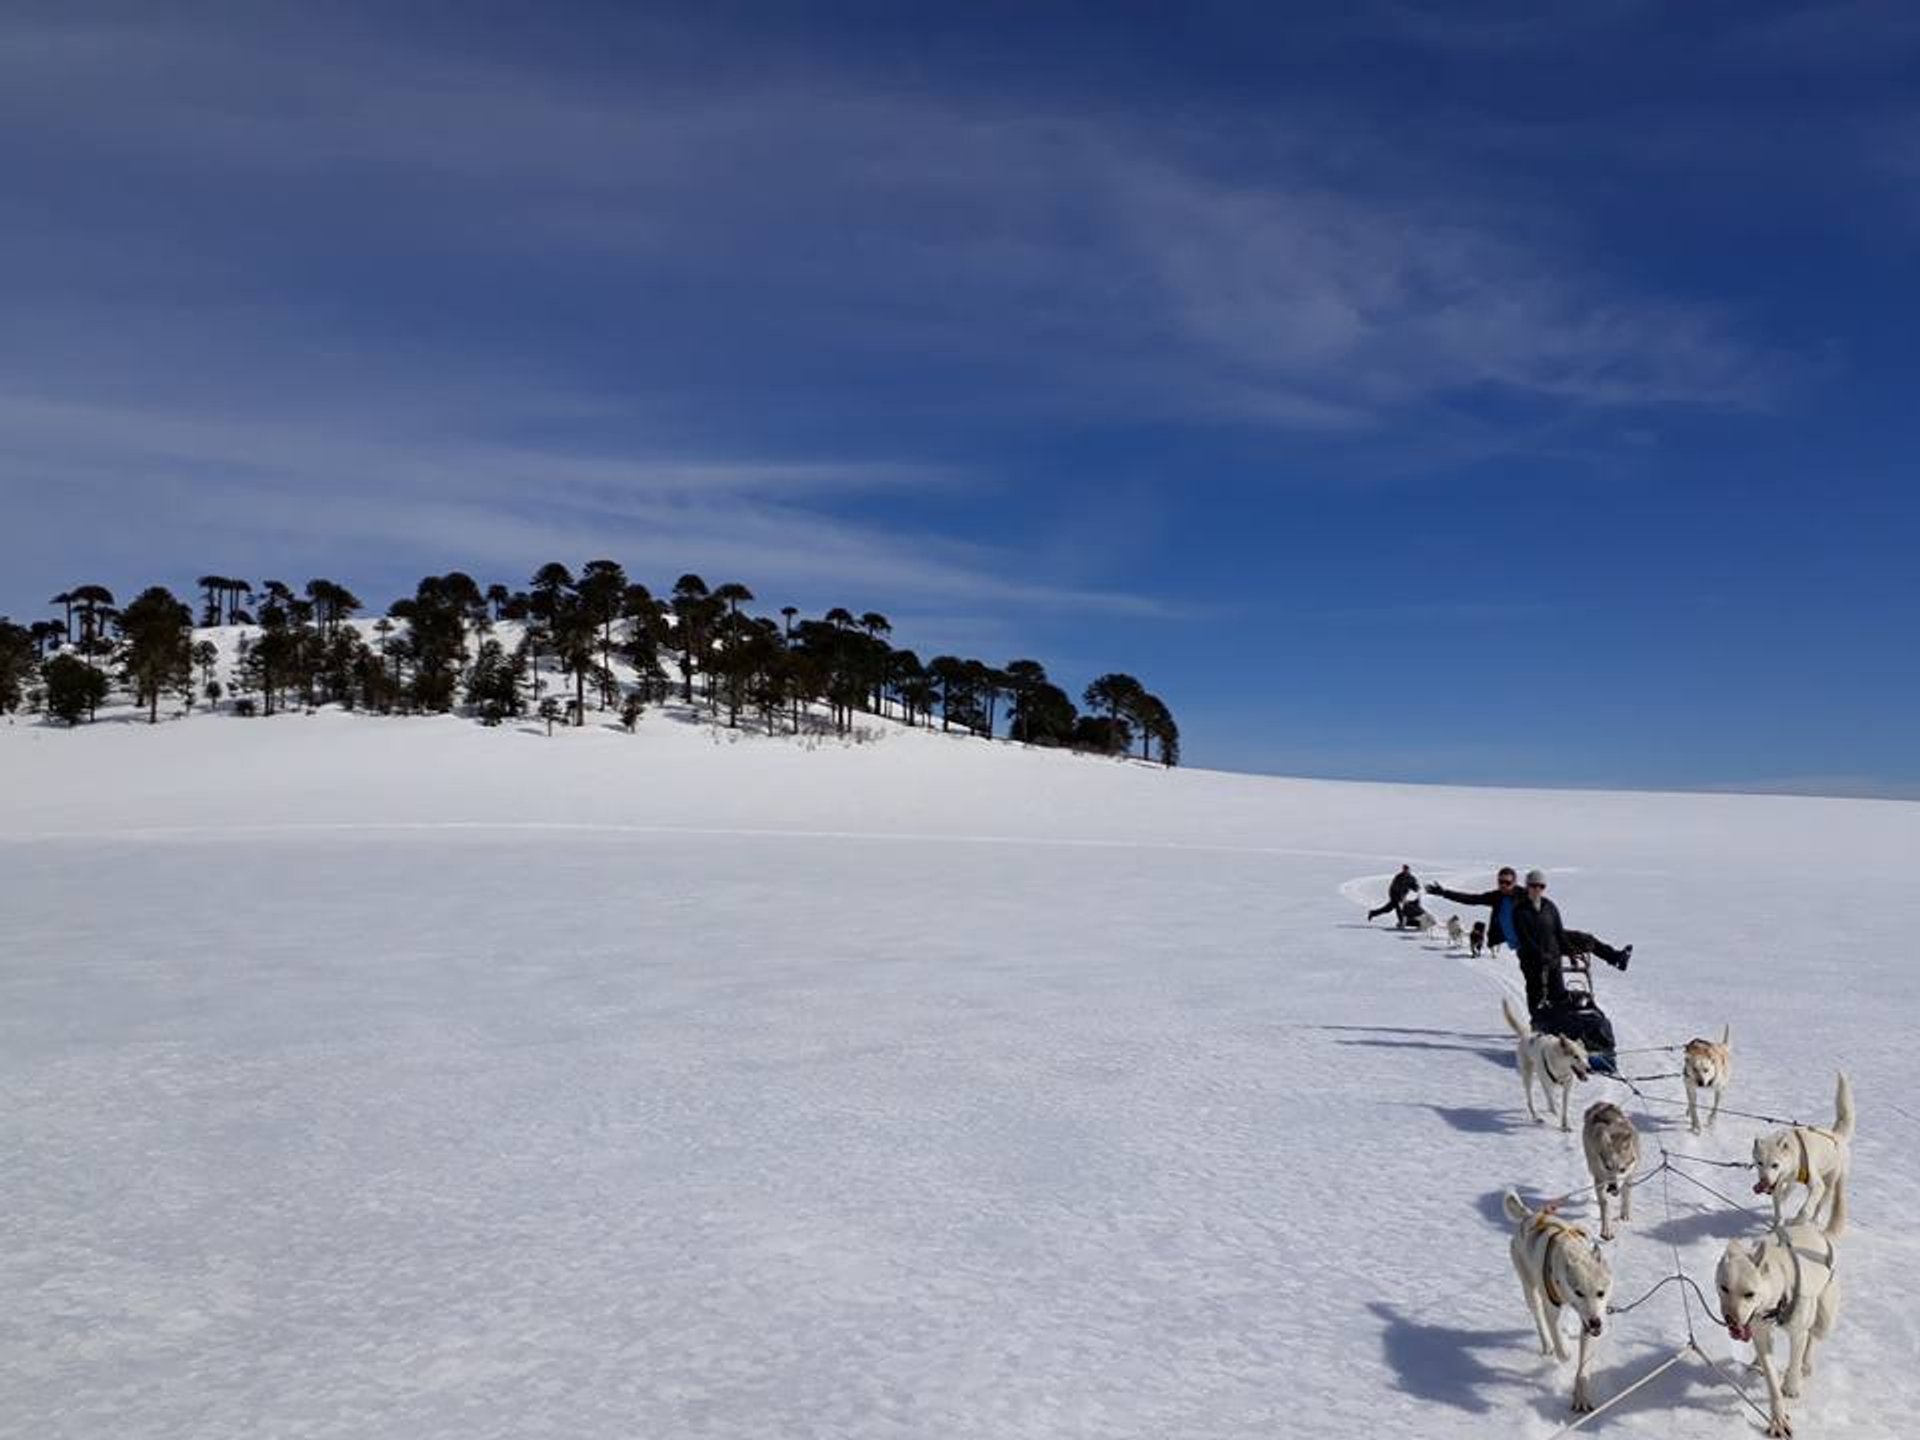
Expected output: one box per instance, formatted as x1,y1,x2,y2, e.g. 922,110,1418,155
1503,998,1592,1131
1446,914,1465,948
1752,1074,1854,1235
1582,1102,1641,1241
1683,1025,1733,1134
1503,1191,1613,1414
1717,1213,1844,1438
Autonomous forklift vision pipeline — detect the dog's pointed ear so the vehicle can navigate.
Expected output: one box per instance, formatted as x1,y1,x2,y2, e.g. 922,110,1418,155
1750,1241,1767,1266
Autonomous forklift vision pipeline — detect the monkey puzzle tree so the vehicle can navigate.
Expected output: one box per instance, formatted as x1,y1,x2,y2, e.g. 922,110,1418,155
670,574,714,703
117,586,195,723
41,653,107,725
0,620,35,713
1082,672,1144,732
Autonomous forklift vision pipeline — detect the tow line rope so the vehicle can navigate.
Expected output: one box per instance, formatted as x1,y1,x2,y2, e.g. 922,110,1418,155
1535,1145,1779,1437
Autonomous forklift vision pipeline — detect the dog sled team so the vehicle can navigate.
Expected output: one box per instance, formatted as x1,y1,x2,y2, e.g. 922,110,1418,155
1364,863,1858,1435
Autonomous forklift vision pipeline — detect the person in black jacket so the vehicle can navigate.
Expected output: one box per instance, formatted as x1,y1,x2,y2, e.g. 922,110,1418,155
1427,867,1519,954
1368,865,1420,924
1510,869,1570,1019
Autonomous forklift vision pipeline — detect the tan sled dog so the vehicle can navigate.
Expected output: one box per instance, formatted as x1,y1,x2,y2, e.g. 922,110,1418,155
1752,1074,1854,1236
1503,998,1591,1131
1503,1191,1612,1414
1683,1025,1732,1134
1582,1102,1641,1241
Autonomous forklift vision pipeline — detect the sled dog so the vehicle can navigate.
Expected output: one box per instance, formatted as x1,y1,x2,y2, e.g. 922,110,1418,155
1446,914,1465,948
1503,998,1591,1131
1717,1217,1843,1437
1469,921,1486,958
1582,1102,1641,1241
1683,1025,1732,1134
1503,1191,1612,1414
1752,1074,1853,1236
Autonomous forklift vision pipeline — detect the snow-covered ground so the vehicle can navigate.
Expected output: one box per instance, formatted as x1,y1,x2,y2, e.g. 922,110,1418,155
3,705,1917,1438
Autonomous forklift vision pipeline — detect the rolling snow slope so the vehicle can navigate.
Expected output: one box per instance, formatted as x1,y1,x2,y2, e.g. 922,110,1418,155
2,707,1917,1439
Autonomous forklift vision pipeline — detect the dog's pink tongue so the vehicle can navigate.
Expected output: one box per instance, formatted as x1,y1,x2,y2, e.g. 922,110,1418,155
1727,1322,1752,1343
1752,1180,1769,1195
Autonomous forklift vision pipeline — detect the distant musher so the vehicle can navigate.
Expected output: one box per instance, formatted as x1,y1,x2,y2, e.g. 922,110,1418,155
1368,865,1421,925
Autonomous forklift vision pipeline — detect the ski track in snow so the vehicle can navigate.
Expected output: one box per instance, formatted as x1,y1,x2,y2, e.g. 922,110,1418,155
2,711,1918,1438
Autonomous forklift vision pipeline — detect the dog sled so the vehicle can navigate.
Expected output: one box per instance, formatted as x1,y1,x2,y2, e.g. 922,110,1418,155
1536,986,1618,1075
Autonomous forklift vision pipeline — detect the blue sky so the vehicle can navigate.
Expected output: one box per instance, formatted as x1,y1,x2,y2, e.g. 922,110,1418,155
4,2,1917,794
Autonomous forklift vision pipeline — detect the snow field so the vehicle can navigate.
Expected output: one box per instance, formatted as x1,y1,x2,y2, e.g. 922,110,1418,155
2,710,1917,1437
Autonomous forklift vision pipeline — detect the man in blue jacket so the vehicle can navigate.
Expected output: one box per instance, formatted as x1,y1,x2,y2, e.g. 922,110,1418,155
1426,866,1520,954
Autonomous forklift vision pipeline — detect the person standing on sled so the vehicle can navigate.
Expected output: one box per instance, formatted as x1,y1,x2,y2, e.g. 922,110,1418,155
1509,870,1572,1021
1368,865,1420,925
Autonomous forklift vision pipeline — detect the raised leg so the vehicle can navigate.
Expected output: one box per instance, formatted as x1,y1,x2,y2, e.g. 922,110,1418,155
1686,1082,1701,1134
1620,1177,1634,1224
1708,1086,1723,1127
1595,1181,1614,1241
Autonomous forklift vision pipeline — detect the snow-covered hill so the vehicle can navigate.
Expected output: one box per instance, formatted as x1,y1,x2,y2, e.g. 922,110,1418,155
2,710,1916,1439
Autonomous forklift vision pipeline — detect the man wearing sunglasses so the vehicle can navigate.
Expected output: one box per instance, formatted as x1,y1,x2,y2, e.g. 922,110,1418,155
1425,866,1521,957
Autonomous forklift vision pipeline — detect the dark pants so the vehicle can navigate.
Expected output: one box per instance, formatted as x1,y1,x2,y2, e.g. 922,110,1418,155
1520,952,1567,1018
1368,900,1407,923
1565,929,1627,969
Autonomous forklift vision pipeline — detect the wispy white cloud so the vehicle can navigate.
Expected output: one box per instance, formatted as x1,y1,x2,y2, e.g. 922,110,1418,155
2,391,1181,619
0,4,1797,627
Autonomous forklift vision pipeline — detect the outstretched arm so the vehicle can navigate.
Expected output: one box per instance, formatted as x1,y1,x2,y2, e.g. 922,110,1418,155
1427,884,1493,905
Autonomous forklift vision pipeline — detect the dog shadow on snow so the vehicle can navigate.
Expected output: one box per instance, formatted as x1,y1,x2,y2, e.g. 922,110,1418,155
1367,1302,1534,1414
1643,1201,1759,1247
1519,1350,1736,1428
1316,1024,1512,1070
1373,1300,1741,1424
1407,1102,1532,1135
1331,1036,1512,1068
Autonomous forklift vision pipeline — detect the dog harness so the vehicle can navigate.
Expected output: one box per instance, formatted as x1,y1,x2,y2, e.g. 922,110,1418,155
1794,1128,1813,1186
1763,1228,1837,1328
1531,1214,1589,1308
1540,1042,1578,1090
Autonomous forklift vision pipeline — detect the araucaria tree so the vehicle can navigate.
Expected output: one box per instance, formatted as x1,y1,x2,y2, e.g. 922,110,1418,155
17,562,1176,761
0,619,36,713
117,586,194,723
41,653,108,725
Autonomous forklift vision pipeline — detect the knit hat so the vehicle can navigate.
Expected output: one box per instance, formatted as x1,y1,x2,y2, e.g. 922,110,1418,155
1525,869,1547,886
